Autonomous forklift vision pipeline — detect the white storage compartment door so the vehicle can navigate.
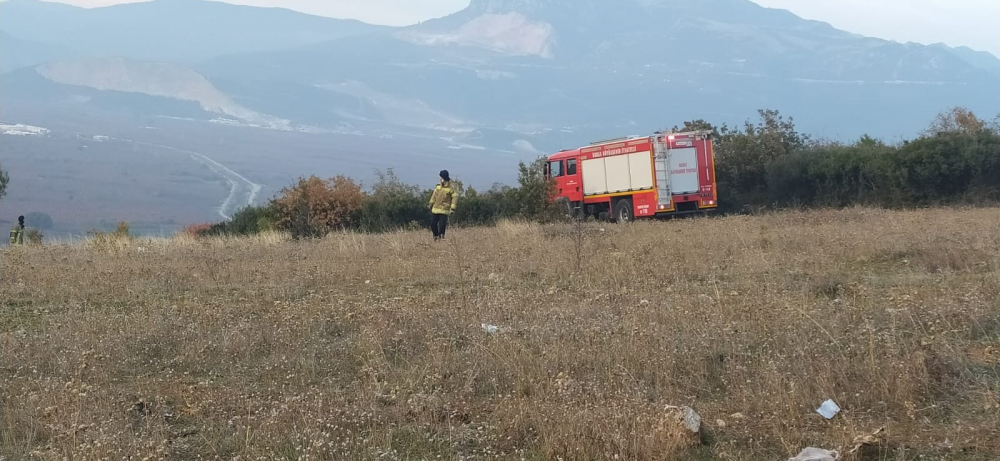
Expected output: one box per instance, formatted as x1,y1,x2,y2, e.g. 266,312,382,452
582,157,608,195
604,154,632,193
669,147,700,194
627,151,654,191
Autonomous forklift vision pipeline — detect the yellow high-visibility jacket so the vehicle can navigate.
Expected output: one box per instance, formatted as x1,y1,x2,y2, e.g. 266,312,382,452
9,225,23,245
429,182,457,215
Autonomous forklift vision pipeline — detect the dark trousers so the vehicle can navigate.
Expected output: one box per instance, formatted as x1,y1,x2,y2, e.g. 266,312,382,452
431,213,449,239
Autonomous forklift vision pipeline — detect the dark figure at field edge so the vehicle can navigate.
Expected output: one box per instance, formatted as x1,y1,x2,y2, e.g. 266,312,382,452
429,170,457,241
9,215,25,245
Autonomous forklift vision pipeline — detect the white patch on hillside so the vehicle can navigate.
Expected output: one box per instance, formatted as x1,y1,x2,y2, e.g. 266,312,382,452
883,80,948,85
446,144,488,150
513,139,541,154
317,80,472,133
37,58,291,131
0,123,49,136
476,69,519,80
504,123,552,135
440,136,488,150
398,13,555,58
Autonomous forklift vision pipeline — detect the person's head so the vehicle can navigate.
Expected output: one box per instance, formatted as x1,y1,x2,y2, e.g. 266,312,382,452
17,216,24,225
439,170,450,183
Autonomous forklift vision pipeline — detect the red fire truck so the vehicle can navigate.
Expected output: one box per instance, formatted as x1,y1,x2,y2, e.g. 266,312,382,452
546,130,718,223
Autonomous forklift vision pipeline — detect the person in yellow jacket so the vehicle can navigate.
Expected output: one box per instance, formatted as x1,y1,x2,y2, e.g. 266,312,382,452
428,170,457,241
9,215,25,246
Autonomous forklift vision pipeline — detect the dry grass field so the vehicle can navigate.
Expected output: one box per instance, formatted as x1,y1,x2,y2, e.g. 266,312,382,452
2,207,998,460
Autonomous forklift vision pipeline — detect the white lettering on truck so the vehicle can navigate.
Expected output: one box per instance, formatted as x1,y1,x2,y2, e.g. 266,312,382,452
590,146,638,159
671,162,697,174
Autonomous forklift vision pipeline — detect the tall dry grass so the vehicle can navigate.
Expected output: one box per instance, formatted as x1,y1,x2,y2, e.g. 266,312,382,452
1,207,997,460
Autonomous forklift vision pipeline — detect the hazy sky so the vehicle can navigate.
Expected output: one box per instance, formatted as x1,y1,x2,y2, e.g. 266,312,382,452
14,0,1000,55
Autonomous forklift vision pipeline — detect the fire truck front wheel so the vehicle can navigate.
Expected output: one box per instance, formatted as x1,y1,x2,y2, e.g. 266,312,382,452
613,199,634,224
555,197,575,219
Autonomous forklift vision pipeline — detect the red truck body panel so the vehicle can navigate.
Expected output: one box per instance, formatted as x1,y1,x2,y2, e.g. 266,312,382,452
547,131,718,220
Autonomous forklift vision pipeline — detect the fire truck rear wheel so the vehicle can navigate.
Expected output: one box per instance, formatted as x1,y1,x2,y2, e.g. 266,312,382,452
613,199,634,224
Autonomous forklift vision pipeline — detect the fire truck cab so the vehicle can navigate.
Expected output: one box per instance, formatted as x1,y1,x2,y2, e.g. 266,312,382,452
546,130,718,223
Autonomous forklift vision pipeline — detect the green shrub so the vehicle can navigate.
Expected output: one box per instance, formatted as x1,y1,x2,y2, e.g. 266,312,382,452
358,169,429,233
200,205,277,237
26,229,43,245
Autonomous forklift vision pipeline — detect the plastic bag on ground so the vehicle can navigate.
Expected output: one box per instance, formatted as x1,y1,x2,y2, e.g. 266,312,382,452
788,447,839,461
816,399,841,419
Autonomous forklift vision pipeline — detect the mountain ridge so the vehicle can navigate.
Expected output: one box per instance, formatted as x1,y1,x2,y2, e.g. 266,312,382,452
1,0,997,148
0,30,72,73
0,0,387,66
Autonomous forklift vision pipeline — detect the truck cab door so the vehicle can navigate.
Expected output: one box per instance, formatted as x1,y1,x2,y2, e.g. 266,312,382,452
550,159,583,202
561,158,583,202
548,160,566,197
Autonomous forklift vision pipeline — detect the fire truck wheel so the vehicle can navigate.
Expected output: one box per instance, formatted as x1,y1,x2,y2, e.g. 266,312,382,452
555,197,573,218
613,199,634,224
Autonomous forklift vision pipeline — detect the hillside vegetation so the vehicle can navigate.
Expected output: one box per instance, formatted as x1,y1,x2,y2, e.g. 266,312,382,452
2,207,997,460
191,107,1000,239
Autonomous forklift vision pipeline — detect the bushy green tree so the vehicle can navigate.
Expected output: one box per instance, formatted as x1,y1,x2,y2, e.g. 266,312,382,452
715,109,808,210
200,205,277,236
507,157,561,222
764,127,1000,208
891,131,1000,203
671,119,718,136
453,183,524,226
772,134,896,207
359,169,429,233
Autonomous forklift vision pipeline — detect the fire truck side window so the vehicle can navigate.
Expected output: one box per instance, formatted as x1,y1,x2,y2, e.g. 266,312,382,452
549,160,563,177
566,158,577,175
